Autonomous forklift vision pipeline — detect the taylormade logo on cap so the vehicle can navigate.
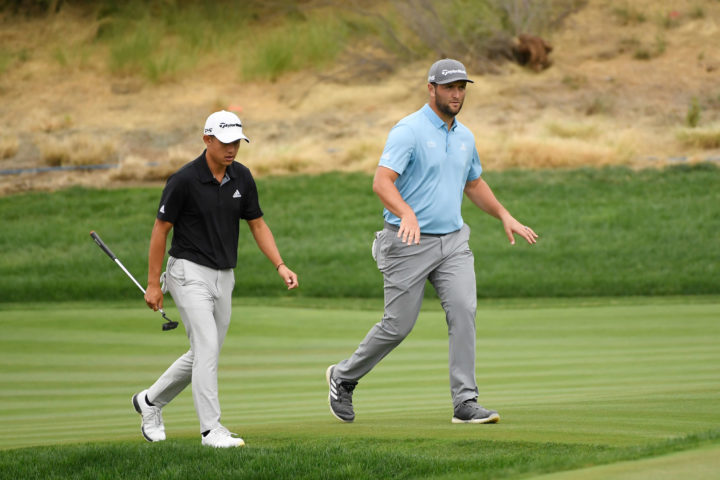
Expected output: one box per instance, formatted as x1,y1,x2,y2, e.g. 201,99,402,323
204,110,250,143
427,59,474,85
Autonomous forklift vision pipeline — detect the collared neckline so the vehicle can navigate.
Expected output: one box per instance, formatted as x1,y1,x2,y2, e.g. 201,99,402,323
421,103,456,131
197,149,234,184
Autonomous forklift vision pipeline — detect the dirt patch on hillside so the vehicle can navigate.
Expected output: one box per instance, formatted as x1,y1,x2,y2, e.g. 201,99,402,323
1,1,719,196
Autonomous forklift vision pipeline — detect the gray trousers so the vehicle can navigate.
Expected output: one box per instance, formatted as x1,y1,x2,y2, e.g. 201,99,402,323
334,223,479,407
146,257,234,433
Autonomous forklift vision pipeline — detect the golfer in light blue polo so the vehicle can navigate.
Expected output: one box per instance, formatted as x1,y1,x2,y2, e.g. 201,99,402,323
326,58,538,424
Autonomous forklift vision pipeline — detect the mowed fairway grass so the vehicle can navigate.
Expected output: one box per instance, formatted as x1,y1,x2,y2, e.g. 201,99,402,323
1,297,718,479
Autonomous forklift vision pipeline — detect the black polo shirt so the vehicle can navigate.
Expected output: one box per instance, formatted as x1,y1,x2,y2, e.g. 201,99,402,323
157,150,263,269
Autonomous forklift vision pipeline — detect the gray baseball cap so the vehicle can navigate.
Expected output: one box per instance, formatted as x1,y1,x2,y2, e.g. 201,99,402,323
427,58,474,84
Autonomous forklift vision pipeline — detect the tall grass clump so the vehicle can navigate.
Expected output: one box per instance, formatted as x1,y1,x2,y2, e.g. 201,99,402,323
544,120,599,139
106,23,169,80
676,126,720,149
97,1,256,81
95,1,363,83
0,47,31,75
686,96,702,127
101,9,195,82
0,50,15,75
240,16,352,82
39,134,117,166
632,34,667,61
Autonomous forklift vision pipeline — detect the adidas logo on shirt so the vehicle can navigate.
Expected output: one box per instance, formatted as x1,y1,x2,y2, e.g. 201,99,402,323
232,190,242,199
159,205,166,214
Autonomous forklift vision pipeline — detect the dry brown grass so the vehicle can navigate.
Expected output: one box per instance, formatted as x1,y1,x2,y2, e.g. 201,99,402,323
38,134,117,167
502,136,623,168
544,120,600,140
676,126,720,149
0,135,19,159
2,0,720,195
108,147,193,182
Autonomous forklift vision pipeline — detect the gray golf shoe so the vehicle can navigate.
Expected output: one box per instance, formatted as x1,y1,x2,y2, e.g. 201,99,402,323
132,389,166,441
452,398,500,424
326,365,357,422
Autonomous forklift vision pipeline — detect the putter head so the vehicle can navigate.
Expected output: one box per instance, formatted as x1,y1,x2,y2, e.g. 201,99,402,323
160,312,179,331
162,320,179,331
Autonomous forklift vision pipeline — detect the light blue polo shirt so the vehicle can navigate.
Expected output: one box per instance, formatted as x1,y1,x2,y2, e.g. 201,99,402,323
379,103,483,234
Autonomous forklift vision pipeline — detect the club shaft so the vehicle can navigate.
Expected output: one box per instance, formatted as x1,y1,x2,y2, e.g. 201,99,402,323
114,258,146,294
91,231,175,328
114,258,169,316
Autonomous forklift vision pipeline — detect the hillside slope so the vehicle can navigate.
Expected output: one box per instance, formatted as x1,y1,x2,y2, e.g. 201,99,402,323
1,0,719,195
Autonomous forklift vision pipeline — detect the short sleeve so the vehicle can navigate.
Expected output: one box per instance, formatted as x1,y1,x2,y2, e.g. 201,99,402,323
466,145,483,182
378,123,415,175
157,173,186,224
240,174,263,221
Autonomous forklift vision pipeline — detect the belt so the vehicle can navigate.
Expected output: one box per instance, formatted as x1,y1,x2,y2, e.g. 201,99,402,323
383,222,452,237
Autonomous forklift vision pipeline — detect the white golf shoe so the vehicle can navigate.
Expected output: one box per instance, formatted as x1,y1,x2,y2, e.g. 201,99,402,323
201,425,245,448
132,389,166,442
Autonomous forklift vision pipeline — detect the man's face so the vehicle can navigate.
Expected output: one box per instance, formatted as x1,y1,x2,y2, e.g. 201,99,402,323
204,136,240,168
430,81,467,118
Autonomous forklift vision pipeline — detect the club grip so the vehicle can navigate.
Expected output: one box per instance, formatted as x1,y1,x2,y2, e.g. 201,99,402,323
90,231,117,260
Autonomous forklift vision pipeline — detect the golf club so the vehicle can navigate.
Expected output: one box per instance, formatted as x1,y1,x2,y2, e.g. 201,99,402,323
90,231,178,331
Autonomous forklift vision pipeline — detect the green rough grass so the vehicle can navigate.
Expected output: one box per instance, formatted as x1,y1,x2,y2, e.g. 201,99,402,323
0,165,718,302
2,433,718,480
0,297,718,478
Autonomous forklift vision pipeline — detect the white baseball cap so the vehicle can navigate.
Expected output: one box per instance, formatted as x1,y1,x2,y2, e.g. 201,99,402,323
203,110,250,143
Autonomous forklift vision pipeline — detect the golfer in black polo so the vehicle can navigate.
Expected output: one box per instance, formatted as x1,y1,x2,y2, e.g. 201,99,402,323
133,110,298,448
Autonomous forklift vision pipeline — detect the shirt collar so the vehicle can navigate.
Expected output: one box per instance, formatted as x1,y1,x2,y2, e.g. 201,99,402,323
422,103,456,131
197,149,233,184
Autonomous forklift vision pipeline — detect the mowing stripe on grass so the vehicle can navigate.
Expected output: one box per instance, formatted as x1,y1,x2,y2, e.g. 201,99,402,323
527,443,720,480
1,297,718,452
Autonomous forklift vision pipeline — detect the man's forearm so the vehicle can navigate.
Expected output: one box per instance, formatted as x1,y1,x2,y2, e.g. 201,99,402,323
147,220,171,287
465,178,510,220
372,166,415,219
248,218,283,267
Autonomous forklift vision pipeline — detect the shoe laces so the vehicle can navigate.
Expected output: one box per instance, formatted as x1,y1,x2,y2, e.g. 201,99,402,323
146,406,163,426
456,399,479,413
340,381,356,393
337,381,356,405
215,425,238,438
461,399,494,417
